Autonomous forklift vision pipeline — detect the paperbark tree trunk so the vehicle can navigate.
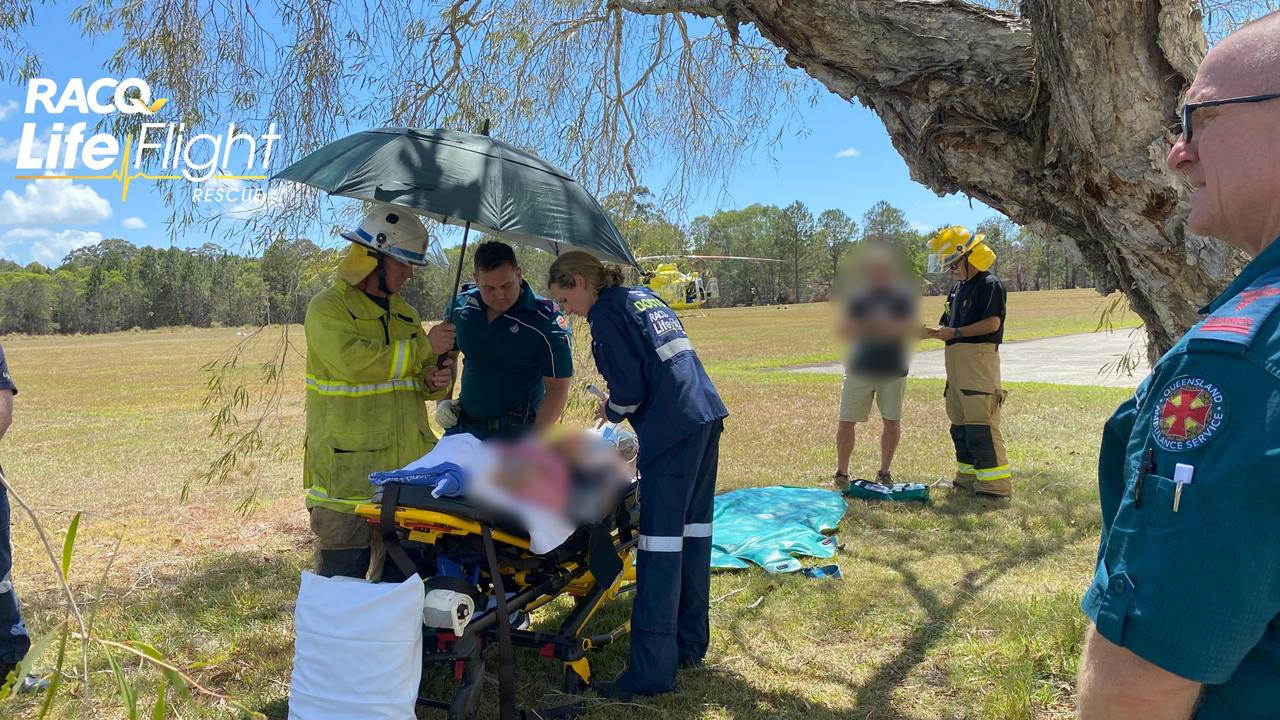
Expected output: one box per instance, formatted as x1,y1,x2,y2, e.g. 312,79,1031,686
616,0,1232,357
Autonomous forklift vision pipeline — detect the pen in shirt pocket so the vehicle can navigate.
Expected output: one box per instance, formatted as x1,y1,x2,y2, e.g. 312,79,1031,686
1135,447,1154,509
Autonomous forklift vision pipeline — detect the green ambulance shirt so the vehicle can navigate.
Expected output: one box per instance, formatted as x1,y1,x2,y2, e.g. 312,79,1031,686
452,281,573,419
1083,238,1280,718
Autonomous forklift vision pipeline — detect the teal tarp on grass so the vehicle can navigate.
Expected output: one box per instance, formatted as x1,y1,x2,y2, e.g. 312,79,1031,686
710,486,847,573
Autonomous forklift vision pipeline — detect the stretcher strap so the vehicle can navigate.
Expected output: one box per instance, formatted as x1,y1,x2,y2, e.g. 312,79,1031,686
587,520,622,590
379,483,419,579
482,523,519,720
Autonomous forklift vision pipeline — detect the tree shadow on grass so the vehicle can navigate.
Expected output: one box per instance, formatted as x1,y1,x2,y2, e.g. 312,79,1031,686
843,533,1088,719
711,472,1093,719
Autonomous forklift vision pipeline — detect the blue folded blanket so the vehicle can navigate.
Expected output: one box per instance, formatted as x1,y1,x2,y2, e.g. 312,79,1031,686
368,461,466,498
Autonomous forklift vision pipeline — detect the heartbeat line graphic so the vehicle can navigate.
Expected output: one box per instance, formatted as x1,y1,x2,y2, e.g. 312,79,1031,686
14,135,268,201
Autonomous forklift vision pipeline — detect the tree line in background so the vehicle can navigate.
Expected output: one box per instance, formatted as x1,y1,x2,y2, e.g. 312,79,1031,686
0,197,1098,335
606,190,1098,306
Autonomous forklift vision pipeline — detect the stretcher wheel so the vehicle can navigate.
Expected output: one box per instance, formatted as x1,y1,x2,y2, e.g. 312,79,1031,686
562,665,588,695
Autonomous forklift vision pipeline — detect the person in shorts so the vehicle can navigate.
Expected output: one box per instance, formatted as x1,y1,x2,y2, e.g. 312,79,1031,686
833,244,918,490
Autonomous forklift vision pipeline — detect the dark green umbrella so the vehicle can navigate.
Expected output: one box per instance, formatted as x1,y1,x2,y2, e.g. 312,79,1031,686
272,127,637,279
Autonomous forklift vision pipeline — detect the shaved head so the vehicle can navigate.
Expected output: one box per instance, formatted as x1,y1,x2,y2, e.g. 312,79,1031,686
1167,10,1280,255
1195,11,1280,98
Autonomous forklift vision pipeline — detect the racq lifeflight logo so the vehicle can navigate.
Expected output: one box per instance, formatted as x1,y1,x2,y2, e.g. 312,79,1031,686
13,77,280,202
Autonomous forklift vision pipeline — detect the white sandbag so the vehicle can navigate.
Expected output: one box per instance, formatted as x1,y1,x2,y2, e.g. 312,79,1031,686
288,572,424,720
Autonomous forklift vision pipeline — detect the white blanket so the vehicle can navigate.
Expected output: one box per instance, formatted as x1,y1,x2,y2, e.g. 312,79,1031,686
396,433,576,554
401,432,497,479
466,469,576,554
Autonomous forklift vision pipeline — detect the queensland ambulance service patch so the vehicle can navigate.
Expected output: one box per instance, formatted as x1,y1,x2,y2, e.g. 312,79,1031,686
1151,376,1226,452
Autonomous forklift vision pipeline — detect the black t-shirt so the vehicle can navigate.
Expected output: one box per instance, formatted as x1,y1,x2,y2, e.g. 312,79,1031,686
847,285,916,377
940,271,1006,345
0,341,15,395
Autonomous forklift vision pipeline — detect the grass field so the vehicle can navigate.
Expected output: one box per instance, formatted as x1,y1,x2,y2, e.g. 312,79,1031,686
0,288,1136,719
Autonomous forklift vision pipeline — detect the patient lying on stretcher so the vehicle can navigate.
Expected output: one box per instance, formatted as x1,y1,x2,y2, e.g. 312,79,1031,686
491,430,635,522
370,427,637,553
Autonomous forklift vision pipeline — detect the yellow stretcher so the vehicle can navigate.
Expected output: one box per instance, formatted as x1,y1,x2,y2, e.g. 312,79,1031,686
355,481,638,720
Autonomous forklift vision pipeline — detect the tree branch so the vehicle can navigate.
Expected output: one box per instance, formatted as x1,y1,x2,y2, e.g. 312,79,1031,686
609,0,730,18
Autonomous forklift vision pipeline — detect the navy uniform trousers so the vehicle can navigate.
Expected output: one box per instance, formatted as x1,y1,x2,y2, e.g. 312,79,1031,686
0,477,32,669
622,418,723,694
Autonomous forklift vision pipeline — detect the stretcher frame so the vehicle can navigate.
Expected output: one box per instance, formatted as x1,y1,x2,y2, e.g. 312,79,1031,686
355,482,638,720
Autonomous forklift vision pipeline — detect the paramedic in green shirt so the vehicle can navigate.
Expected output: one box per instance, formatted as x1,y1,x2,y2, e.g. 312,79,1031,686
436,241,573,440
1077,12,1280,719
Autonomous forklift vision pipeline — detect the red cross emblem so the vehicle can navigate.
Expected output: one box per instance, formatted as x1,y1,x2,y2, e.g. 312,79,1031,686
1160,387,1213,441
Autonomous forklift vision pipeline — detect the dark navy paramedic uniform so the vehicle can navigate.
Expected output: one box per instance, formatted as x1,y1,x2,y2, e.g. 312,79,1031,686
0,341,29,673
589,285,728,694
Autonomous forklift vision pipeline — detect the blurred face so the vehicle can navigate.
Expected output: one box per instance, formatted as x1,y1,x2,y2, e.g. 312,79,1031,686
946,258,970,281
1166,42,1280,254
360,255,414,296
475,263,523,313
549,275,596,317
863,256,894,287
382,256,414,293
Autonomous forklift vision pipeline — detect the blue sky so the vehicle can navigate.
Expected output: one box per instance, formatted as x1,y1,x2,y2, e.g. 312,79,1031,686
678,93,993,231
0,3,996,267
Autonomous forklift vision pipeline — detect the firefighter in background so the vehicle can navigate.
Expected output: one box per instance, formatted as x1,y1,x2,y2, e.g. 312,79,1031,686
303,206,455,579
925,227,1012,498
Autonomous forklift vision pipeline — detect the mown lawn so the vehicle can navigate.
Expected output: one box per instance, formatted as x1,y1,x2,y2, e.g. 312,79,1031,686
0,288,1131,719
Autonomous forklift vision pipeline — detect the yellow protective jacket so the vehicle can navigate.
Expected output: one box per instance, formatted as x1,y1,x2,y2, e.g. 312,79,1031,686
303,280,446,512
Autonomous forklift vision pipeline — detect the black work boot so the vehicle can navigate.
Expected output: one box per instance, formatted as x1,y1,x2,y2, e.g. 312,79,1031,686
592,679,635,701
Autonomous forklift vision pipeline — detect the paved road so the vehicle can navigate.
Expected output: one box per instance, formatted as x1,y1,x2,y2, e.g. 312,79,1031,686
784,329,1151,387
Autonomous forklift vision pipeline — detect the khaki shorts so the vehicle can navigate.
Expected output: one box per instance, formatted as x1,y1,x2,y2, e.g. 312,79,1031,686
839,373,907,423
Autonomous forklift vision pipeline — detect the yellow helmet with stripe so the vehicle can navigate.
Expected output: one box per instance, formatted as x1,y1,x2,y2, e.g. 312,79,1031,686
929,226,996,272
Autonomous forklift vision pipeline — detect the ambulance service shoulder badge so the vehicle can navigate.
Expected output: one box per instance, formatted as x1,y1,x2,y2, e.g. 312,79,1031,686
1151,376,1226,452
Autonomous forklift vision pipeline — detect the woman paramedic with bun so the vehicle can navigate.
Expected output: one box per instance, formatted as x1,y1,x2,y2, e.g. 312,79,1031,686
547,251,728,700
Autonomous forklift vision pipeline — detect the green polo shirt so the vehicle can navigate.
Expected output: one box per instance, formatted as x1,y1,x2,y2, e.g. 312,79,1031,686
1083,238,1280,718
452,281,573,419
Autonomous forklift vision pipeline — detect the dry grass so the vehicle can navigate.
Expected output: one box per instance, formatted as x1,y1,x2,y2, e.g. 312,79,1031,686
683,288,1139,368
0,289,1131,718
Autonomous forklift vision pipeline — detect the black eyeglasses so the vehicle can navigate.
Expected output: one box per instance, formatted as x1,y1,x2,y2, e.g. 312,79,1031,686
1180,92,1280,141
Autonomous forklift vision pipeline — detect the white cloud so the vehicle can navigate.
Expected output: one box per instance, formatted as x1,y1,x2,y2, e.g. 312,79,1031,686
1,228,105,265
122,216,147,230
200,176,296,219
0,227,51,246
0,175,112,226
909,220,936,233
0,133,49,163
834,147,861,159
0,233,26,254
0,100,17,122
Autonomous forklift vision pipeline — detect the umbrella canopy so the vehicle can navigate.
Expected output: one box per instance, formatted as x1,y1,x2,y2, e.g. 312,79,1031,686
272,127,637,267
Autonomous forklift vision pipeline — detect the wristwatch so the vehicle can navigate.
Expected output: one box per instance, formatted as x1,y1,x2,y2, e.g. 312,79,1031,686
954,326,963,338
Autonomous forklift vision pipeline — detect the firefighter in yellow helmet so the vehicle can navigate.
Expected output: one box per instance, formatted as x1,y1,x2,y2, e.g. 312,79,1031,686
303,205,456,579
924,226,1012,498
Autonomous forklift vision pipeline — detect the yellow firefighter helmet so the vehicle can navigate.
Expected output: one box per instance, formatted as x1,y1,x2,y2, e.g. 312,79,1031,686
929,226,996,272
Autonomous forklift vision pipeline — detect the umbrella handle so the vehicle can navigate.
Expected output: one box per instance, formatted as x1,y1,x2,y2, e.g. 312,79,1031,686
447,222,472,316
437,222,472,400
